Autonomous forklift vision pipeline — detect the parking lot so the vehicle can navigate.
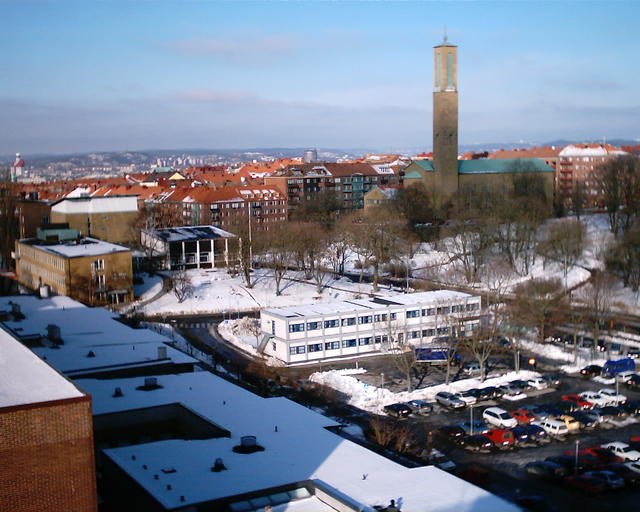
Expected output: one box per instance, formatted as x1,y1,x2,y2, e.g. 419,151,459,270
404,372,640,511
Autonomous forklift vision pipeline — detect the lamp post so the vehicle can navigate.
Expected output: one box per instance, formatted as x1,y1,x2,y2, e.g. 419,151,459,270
470,405,474,435
574,439,580,475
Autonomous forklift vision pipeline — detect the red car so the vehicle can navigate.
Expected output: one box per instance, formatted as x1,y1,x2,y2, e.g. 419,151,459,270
630,436,640,451
565,447,625,465
510,409,536,424
482,428,515,449
562,394,594,410
565,474,607,494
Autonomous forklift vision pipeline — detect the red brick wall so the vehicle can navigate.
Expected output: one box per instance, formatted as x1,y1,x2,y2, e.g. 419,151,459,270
0,396,97,512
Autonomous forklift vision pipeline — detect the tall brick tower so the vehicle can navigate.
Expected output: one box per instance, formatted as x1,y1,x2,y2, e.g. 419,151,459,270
433,36,459,202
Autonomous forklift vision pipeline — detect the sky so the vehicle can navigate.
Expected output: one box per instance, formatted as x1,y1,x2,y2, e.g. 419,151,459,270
1,0,639,155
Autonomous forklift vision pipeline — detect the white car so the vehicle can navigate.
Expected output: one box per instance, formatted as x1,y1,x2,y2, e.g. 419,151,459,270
625,461,640,474
454,390,478,406
482,407,518,429
617,371,637,383
527,377,549,390
598,388,627,405
534,418,569,438
426,449,456,472
601,442,640,461
579,391,610,407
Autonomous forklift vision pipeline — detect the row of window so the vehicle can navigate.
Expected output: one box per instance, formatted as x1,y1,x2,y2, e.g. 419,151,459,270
287,305,478,333
289,336,386,355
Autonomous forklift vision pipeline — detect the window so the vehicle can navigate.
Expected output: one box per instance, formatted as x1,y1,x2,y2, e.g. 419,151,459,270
358,337,372,346
324,341,340,350
375,335,388,344
271,321,275,335
341,317,356,327
411,330,420,339
324,319,339,329
358,316,372,324
288,323,305,333
308,343,323,352
93,259,104,271
374,313,388,322
289,345,306,355
95,274,106,287
423,328,436,337
398,333,404,342
406,310,420,318
390,312,397,320
438,327,449,335
306,321,320,331
342,339,357,348
441,306,450,314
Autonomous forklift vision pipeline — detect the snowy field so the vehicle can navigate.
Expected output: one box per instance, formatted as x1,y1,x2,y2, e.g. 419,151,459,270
133,272,163,300
141,268,379,315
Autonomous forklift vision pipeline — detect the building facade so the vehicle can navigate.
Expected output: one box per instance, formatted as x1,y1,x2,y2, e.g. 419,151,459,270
260,291,481,364
15,227,133,305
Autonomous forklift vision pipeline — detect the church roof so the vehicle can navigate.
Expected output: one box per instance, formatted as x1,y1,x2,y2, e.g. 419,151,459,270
457,158,555,174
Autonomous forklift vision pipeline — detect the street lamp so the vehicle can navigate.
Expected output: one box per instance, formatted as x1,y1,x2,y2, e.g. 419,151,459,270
574,439,580,475
469,405,474,435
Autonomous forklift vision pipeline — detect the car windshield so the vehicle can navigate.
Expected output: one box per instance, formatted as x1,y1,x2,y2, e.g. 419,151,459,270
499,413,512,419
622,446,633,452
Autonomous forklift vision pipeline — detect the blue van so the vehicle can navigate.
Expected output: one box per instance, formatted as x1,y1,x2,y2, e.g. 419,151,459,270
601,357,635,378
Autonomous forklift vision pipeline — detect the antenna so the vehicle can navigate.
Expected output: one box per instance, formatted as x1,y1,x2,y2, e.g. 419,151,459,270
443,25,448,44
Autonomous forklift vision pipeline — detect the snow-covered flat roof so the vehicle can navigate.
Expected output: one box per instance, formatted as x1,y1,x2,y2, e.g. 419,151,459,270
262,290,476,319
22,236,131,258
0,296,197,374
0,326,84,409
79,372,518,511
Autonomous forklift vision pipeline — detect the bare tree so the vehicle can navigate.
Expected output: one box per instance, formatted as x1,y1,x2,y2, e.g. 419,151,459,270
262,223,294,296
172,268,193,303
596,154,640,234
606,222,640,292
537,218,586,283
576,271,616,346
509,278,566,343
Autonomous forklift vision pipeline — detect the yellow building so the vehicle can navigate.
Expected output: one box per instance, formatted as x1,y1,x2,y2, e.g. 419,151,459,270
15,225,133,306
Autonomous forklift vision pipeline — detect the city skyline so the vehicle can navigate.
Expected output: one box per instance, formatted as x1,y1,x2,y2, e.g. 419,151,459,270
1,0,639,155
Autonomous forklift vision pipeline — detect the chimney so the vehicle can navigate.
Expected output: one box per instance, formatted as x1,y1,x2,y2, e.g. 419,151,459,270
157,345,168,359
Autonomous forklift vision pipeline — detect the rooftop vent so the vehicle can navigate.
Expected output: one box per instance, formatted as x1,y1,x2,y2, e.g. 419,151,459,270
47,324,62,344
137,377,163,391
232,436,265,454
157,345,168,359
211,458,227,472
86,350,96,358
113,387,124,398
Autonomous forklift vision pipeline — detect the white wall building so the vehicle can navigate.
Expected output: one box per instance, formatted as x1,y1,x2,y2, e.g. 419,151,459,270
260,290,482,364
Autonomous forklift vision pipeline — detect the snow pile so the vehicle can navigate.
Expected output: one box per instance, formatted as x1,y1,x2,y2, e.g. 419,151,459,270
134,273,163,300
310,369,541,413
216,319,260,357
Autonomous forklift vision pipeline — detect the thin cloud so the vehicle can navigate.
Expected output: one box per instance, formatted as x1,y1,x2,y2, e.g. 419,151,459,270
165,36,296,64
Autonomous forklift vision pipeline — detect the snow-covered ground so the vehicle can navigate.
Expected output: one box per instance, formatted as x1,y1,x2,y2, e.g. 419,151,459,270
133,273,163,300
310,369,541,413
140,268,378,316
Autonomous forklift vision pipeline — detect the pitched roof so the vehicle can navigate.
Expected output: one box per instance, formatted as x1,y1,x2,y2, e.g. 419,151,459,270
489,146,562,159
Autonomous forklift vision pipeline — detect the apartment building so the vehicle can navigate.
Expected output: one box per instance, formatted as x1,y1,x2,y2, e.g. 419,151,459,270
557,144,627,208
263,162,402,215
15,225,133,305
260,290,482,364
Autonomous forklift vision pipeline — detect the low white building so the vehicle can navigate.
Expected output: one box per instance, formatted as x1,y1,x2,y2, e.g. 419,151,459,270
260,291,482,364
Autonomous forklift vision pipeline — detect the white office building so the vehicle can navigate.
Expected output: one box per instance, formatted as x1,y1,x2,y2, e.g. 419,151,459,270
260,290,482,364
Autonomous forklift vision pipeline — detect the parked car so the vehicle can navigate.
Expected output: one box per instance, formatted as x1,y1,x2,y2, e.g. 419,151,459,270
536,403,565,418
569,447,624,465
625,460,640,474
558,414,582,434
383,403,412,418
625,374,640,389
596,405,627,421
462,361,481,375
535,418,569,438
482,428,515,449
498,384,525,399
601,442,640,461
562,393,594,409
406,399,434,415
601,463,640,487
511,409,537,425
540,374,561,388
437,425,466,441
483,407,518,428
546,455,586,473
512,425,536,446
601,357,636,378
554,400,580,414
514,495,559,512
580,365,602,378
598,388,627,405
564,474,607,494
435,391,466,409
425,449,456,471
454,390,478,406
582,470,625,490
579,391,610,408
527,377,550,390
617,370,637,383
509,379,532,391
621,400,640,416
524,461,567,480
456,420,490,435
629,436,640,451
521,423,550,444
459,434,494,452
569,411,600,429
479,386,503,400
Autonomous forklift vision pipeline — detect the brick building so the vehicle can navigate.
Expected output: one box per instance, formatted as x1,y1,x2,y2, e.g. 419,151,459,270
0,324,97,512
